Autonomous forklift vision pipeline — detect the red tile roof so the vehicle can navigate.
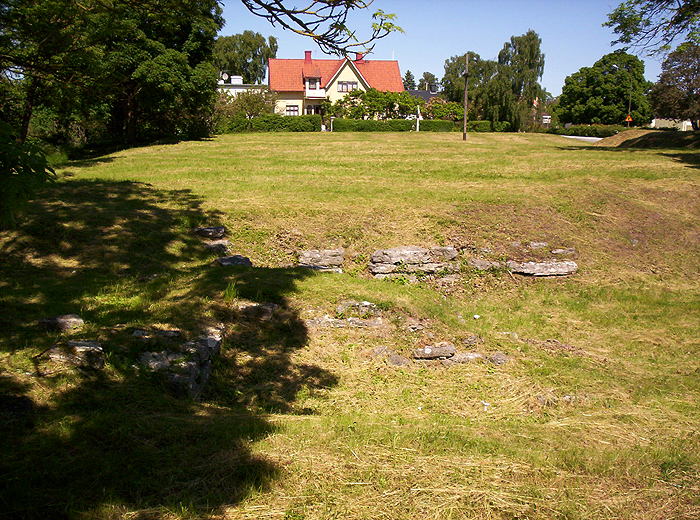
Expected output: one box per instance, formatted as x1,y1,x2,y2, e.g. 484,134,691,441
269,56,404,93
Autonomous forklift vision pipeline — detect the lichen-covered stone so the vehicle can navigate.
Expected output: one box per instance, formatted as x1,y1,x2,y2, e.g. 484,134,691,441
39,314,84,331
507,260,578,276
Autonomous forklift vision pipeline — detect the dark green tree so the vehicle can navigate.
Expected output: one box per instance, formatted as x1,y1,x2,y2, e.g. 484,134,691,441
403,70,416,90
605,0,700,54
441,53,497,119
481,30,546,130
418,71,439,91
214,32,278,84
650,42,700,129
555,50,652,125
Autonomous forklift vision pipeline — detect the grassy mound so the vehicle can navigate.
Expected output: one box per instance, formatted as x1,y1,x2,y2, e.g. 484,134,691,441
597,128,700,148
1,132,699,520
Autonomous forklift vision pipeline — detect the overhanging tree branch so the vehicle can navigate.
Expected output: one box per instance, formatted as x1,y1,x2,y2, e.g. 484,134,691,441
240,0,401,55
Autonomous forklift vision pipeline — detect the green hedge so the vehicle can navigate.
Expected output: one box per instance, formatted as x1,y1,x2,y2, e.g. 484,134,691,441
332,118,511,132
221,114,322,133
551,124,624,138
332,119,414,132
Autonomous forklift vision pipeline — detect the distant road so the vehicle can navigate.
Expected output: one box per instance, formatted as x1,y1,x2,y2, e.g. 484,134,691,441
559,135,604,143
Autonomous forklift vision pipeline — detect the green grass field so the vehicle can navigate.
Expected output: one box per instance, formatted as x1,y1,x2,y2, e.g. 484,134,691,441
1,131,699,519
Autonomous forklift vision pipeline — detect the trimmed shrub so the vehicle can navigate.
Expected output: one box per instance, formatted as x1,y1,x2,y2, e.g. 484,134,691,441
332,119,413,132
551,124,625,138
419,120,456,132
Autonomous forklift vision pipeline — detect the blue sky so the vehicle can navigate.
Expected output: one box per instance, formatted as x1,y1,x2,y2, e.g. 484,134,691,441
219,0,664,96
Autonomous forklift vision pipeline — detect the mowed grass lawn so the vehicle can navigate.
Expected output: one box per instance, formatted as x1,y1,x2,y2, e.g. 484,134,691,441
1,132,699,519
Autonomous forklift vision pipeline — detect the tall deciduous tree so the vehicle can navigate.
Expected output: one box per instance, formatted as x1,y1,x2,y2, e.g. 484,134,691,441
650,43,700,129
605,0,700,54
417,72,438,91
214,32,278,84
555,50,652,125
403,70,416,90
441,53,496,119
481,30,546,130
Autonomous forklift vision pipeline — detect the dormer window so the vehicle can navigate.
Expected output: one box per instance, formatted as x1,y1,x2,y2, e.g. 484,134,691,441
307,78,319,90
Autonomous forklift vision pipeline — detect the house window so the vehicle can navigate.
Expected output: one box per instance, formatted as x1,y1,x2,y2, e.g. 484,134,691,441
338,81,358,92
308,78,319,90
286,105,299,116
306,105,321,115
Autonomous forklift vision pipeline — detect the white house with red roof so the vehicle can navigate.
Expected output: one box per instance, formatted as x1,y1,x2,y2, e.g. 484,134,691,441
268,51,404,116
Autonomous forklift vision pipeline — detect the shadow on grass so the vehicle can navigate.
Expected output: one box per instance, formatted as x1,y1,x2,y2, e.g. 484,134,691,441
0,179,336,518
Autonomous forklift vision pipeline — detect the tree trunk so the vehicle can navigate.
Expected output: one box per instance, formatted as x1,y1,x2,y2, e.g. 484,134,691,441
18,79,37,144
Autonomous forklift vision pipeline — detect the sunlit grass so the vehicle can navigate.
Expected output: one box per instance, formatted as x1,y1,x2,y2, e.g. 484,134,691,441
1,132,698,519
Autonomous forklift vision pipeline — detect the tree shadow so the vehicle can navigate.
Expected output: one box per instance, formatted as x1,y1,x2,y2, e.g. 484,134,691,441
0,178,336,517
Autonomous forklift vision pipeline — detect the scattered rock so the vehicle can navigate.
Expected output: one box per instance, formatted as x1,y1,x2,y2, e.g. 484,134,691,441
497,331,519,340
336,300,380,317
507,260,578,276
236,302,279,319
412,342,456,360
298,249,344,272
528,241,548,250
449,352,484,363
467,258,503,271
463,334,483,346
387,352,412,366
48,341,105,369
305,315,384,329
551,247,576,256
405,321,426,333
204,239,230,253
139,329,222,399
194,226,226,239
369,246,460,277
217,255,253,267
39,314,84,332
488,352,508,366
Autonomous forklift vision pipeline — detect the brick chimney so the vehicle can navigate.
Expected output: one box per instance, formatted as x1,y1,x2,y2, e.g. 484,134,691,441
355,53,364,63
305,50,312,62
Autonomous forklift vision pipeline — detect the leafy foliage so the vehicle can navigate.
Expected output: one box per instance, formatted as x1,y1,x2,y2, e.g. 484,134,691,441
417,71,439,91
605,0,700,54
214,32,278,84
650,43,700,129
441,53,497,120
555,50,653,125
324,89,420,120
0,121,55,228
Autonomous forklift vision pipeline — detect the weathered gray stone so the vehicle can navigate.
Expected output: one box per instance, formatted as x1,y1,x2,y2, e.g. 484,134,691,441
528,241,549,250
39,314,84,331
430,246,459,262
450,352,484,363
49,341,104,369
463,334,483,346
336,300,380,317
217,255,253,267
237,302,279,319
412,342,456,359
507,260,578,276
371,246,431,265
404,262,459,274
194,226,226,239
368,263,398,274
140,330,222,399
551,247,576,256
205,239,230,253
305,315,384,329
298,249,344,267
387,352,412,366
468,258,504,271
488,352,508,366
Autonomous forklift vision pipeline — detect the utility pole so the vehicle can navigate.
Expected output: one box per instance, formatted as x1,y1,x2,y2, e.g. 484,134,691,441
463,53,469,140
